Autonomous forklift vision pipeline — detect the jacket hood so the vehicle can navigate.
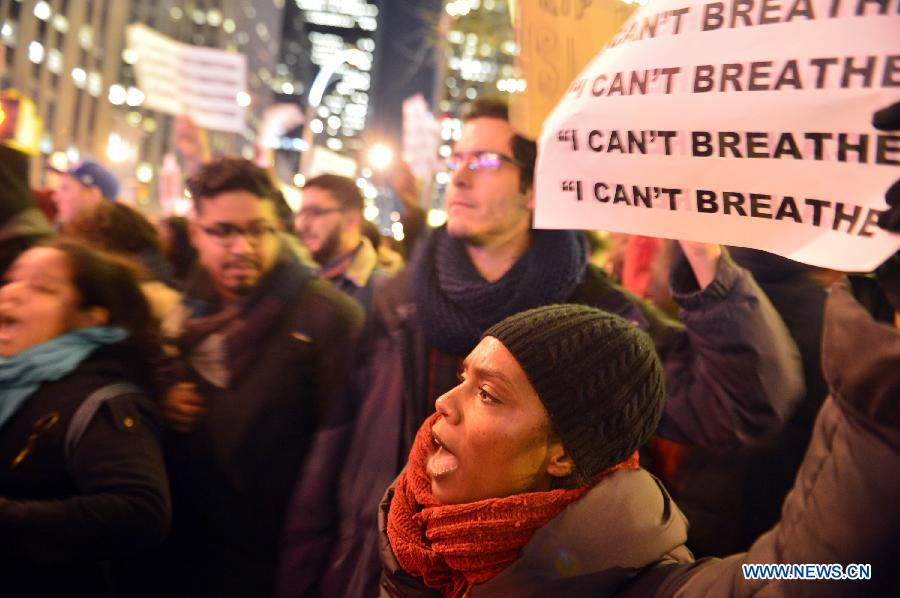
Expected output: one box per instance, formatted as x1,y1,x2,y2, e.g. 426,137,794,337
476,468,691,596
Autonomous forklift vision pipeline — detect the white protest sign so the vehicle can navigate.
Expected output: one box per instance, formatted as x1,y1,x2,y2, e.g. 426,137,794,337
127,24,247,134
535,0,900,272
308,146,358,179
402,94,441,183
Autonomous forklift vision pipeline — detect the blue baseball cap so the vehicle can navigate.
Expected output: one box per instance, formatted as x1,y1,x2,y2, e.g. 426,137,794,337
51,159,119,200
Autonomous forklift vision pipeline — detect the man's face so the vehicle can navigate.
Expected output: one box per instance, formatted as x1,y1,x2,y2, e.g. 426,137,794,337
54,175,101,224
444,117,533,248
427,336,569,505
190,190,281,301
294,186,349,264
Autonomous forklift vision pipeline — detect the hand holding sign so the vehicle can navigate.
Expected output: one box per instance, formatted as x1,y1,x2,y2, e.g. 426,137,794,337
679,240,722,290
874,101,900,232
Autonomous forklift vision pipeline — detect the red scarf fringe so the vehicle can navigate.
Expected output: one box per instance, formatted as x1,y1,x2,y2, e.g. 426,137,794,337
387,413,639,597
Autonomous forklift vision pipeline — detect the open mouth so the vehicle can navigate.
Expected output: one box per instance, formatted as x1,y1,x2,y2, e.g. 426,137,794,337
426,427,460,479
0,313,21,343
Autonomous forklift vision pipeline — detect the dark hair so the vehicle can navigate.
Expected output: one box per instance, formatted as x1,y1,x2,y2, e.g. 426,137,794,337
40,238,160,359
462,97,536,193
303,174,364,212
272,189,295,231
31,187,58,223
186,157,278,213
160,216,198,281
65,202,164,255
361,218,382,249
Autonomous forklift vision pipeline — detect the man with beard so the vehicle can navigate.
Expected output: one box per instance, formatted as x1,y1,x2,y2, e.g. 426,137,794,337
295,174,385,313
151,158,363,597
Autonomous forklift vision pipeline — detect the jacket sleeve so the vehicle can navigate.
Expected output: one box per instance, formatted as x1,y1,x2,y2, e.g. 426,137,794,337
0,394,171,563
623,280,900,597
648,247,804,447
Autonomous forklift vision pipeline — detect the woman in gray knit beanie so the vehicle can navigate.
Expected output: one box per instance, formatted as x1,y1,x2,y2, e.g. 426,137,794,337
483,303,666,484
381,304,670,596
380,301,898,596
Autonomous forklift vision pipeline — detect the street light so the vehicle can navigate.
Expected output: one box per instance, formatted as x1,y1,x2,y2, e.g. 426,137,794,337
367,143,394,172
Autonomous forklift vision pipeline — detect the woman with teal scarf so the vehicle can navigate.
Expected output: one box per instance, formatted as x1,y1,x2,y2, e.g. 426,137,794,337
0,239,171,597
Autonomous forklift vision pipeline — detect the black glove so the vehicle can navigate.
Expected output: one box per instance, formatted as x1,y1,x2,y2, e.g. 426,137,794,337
873,101,900,232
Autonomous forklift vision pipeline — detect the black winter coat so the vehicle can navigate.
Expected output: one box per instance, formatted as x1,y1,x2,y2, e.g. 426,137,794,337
149,255,363,598
0,344,171,598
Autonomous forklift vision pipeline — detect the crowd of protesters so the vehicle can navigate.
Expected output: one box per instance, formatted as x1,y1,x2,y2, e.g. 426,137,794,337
0,94,897,598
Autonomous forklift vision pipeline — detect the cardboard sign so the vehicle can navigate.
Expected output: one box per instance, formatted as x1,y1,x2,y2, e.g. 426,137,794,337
127,24,247,134
535,0,900,271
510,0,635,139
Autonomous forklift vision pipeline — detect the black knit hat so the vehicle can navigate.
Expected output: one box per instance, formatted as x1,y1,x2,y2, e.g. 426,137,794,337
483,304,665,479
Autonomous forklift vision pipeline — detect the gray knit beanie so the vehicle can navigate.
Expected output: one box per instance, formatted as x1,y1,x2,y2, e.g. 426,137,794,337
483,304,665,479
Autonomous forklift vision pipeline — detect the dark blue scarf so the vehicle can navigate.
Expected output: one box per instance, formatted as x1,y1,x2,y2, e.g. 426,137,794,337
411,226,587,355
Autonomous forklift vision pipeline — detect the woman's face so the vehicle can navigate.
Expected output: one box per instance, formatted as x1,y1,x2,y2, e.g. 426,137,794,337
427,336,572,505
0,247,96,357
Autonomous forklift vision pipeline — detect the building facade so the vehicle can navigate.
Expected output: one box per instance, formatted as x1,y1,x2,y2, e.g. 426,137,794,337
280,0,381,164
1,0,286,208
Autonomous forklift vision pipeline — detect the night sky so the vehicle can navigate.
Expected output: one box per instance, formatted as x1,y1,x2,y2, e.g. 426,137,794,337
369,0,443,152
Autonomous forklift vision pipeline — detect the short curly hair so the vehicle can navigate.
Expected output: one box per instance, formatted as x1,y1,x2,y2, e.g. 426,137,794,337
303,174,364,212
186,158,279,214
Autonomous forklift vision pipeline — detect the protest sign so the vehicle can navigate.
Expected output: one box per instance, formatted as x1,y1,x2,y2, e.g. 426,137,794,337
308,146,357,179
402,94,441,184
509,0,635,139
127,24,247,134
535,0,900,271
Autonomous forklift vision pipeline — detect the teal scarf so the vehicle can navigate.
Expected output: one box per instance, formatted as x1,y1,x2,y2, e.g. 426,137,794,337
0,326,128,430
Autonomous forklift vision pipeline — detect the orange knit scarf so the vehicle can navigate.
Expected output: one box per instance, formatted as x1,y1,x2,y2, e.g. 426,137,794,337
387,413,639,597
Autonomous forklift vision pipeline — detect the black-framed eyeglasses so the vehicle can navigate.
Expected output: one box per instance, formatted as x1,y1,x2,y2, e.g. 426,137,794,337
196,222,276,246
296,206,344,219
445,150,526,173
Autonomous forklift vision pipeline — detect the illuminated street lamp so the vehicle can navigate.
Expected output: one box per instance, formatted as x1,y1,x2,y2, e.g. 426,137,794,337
367,142,393,172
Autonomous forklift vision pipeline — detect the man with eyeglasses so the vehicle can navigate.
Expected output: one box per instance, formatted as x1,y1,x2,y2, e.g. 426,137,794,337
294,174,387,314
151,158,363,597
312,98,802,598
